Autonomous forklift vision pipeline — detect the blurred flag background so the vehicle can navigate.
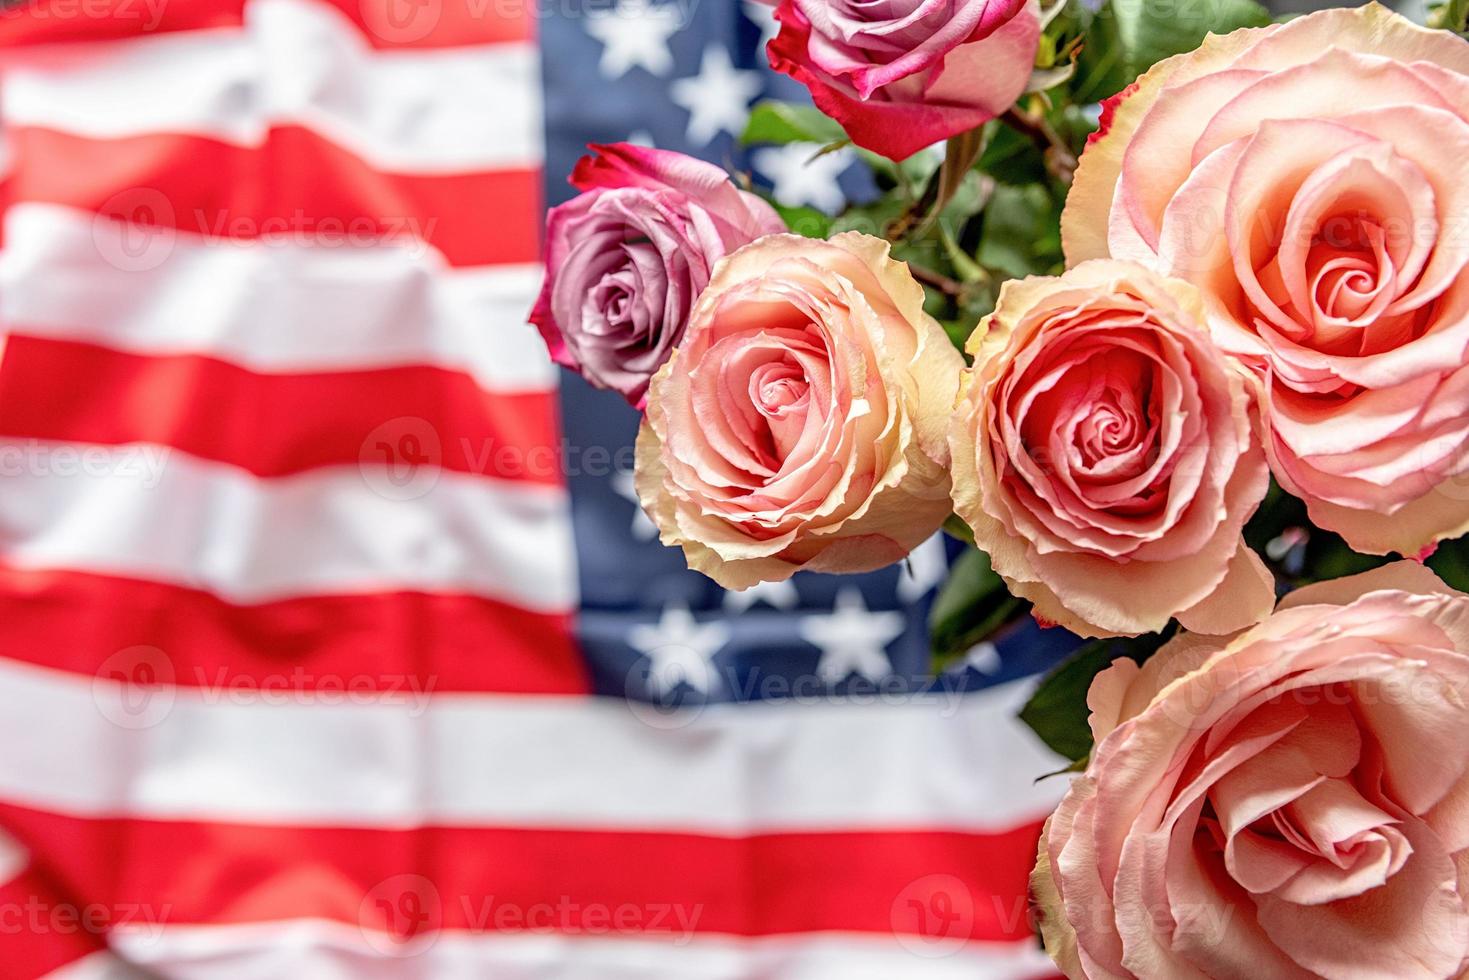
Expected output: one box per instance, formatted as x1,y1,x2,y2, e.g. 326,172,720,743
0,1,1075,977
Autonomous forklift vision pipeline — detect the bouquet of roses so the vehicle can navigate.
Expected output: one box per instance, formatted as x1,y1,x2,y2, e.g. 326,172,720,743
534,2,1469,976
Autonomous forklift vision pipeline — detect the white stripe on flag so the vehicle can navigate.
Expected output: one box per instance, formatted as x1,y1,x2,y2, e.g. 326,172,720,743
0,0,542,173
63,925,1063,980
1,204,554,393
0,658,1062,833
41,956,130,980
0,442,577,612
114,924,1060,980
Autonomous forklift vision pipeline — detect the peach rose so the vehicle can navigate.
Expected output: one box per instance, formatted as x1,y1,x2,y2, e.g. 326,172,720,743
1064,4,1469,558
635,232,962,589
1034,561,1469,979
948,261,1273,637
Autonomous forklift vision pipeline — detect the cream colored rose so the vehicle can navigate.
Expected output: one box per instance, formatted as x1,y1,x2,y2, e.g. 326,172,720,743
1065,4,1469,558
948,261,1272,637
1034,562,1469,979
635,232,963,589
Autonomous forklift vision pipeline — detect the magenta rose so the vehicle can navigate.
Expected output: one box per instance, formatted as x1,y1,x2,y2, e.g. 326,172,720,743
1034,562,1469,979
767,0,1041,161
531,144,785,407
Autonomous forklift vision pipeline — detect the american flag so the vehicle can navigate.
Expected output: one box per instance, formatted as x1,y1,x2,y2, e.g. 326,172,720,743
0,1,1073,976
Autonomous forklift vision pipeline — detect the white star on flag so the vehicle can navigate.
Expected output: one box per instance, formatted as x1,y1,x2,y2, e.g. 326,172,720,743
897,533,949,603
723,578,800,612
802,587,906,684
612,469,658,542
947,641,1003,677
670,44,764,146
743,0,780,50
627,603,730,696
584,0,683,79
752,142,853,214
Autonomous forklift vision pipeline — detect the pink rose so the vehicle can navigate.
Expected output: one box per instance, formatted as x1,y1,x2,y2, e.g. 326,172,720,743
948,261,1273,637
767,0,1041,161
1034,562,1469,979
1065,5,1469,557
635,232,963,589
531,143,784,408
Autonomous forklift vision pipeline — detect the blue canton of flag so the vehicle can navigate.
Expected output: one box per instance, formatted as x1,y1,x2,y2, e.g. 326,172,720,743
540,0,1077,709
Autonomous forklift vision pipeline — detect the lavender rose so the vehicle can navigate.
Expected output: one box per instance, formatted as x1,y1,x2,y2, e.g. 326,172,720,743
530,144,785,408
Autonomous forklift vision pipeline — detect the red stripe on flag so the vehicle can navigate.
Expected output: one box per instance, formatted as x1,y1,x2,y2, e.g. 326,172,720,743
0,0,242,46
0,126,541,268
0,0,532,49
0,565,588,695
0,862,109,980
316,0,536,49
0,335,564,486
0,805,1046,944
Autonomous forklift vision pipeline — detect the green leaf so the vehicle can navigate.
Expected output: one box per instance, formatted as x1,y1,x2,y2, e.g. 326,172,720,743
773,204,831,239
1018,642,1116,761
1309,541,1384,583
1430,0,1469,34
1036,755,1091,782
828,194,907,239
942,514,976,546
740,101,847,147
929,548,1022,665
939,319,974,353
741,101,941,190
978,183,1064,280
1018,626,1181,761
1079,0,1271,99
1430,539,1469,592
977,122,1048,187
1116,0,1271,72
1071,2,1133,102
